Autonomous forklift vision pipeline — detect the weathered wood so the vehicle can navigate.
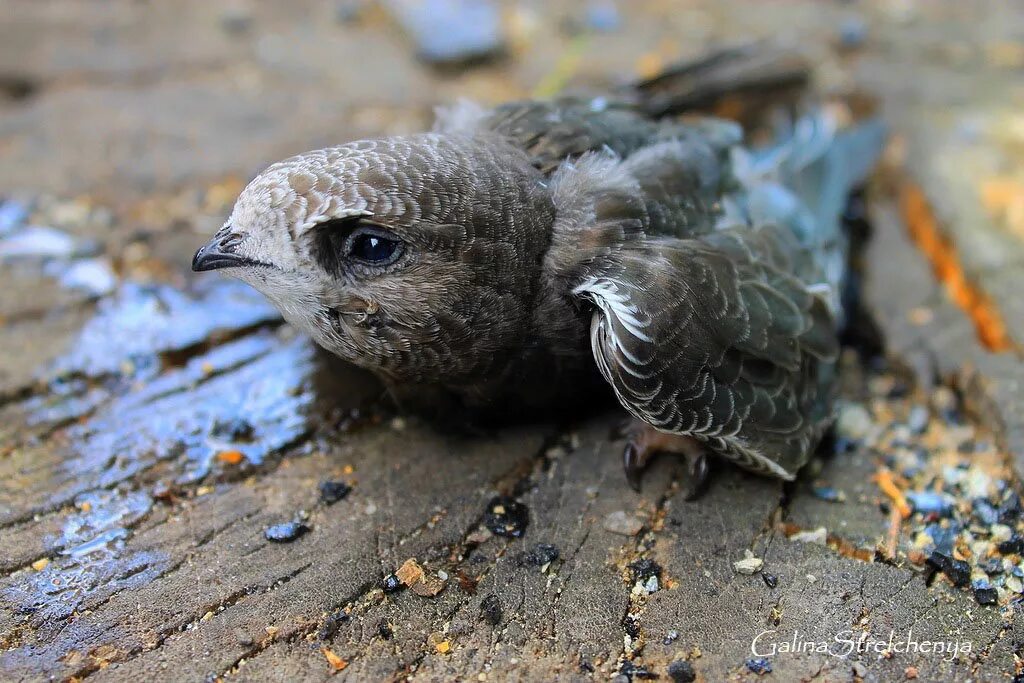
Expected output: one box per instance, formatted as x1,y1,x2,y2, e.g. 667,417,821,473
3,1,1024,681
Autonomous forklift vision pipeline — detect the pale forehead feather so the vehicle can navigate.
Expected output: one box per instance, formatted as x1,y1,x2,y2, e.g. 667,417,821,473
234,135,470,234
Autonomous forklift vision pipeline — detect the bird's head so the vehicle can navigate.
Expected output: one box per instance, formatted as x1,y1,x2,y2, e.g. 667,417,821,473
192,134,555,384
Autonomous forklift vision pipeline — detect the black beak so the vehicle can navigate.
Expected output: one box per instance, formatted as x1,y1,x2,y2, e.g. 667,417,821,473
192,234,247,272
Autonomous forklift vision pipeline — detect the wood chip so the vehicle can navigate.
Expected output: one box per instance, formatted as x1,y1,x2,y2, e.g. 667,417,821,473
217,450,244,465
396,558,425,586
321,647,348,671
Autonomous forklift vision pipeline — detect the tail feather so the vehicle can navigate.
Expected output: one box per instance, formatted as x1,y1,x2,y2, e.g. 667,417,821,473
728,112,887,319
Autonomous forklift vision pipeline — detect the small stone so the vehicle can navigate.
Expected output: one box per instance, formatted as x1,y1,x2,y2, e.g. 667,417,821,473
806,574,818,584
836,402,872,440
466,528,493,545
999,534,1024,555
480,594,502,625
838,16,868,49
319,480,353,504
746,657,772,674
603,510,644,536
790,527,827,544
667,659,696,683
584,1,620,32
974,586,998,605
642,575,659,593
761,571,778,589
991,524,1014,543
812,486,846,503
907,405,929,434
620,661,658,680
973,499,999,525
945,559,972,587
905,665,919,679
318,609,349,640
663,629,680,645
907,491,953,516
31,558,50,572
388,0,505,65
1006,575,1023,592
264,521,310,543
852,661,868,678
382,573,403,593
377,619,393,640
484,497,529,538
999,492,1022,523
219,5,252,34
733,549,764,575
521,543,559,567
629,558,662,583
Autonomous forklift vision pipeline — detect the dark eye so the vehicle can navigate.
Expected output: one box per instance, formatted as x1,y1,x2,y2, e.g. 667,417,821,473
348,230,403,265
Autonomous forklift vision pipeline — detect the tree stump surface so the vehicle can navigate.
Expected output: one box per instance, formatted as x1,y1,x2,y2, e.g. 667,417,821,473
2,2,1023,680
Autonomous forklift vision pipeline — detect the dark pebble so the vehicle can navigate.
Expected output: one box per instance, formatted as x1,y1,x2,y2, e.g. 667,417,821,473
1000,492,1022,524
629,558,663,583
999,534,1024,555
377,619,393,640
521,543,559,567
975,586,998,605
264,521,309,543
484,496,529,538
761,571,778,589
746,657,773,674
929,548,966,589
317,609,349,640
946,559,972,587
319,480,353,505
480,594,502,625
619,661,657,680
812,486,845,503
622,614,641,638
382,573,403,593
579,658,595,673
667,659,697,683
212,416,255,441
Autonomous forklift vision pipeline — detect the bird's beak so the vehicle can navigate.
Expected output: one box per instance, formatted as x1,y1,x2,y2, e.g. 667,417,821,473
192,233,247,272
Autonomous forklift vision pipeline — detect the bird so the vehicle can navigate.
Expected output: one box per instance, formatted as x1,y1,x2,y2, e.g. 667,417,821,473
192,49,885,495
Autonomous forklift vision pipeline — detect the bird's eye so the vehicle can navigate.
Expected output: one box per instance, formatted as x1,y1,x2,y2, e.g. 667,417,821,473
346,226,404,266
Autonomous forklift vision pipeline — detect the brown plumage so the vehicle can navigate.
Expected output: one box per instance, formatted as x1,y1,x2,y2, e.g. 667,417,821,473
192,55,884,488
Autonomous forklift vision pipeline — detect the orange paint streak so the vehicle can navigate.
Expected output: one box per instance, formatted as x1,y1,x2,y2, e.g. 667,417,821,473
900,183,1014,352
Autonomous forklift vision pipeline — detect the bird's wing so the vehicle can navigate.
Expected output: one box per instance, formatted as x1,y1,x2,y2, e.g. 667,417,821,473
571,226,838,479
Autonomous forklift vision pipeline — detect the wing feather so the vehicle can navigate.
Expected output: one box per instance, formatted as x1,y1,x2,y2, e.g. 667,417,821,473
573,226,838,479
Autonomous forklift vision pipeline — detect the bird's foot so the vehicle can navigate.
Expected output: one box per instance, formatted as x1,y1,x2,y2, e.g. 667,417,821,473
622,422,710,499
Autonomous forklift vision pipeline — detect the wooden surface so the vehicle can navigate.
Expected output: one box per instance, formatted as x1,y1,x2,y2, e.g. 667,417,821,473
2,1,1024,681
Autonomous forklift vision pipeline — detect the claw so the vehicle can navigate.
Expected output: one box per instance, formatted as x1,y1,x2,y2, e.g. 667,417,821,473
623,441,650,492
685,451,710,501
